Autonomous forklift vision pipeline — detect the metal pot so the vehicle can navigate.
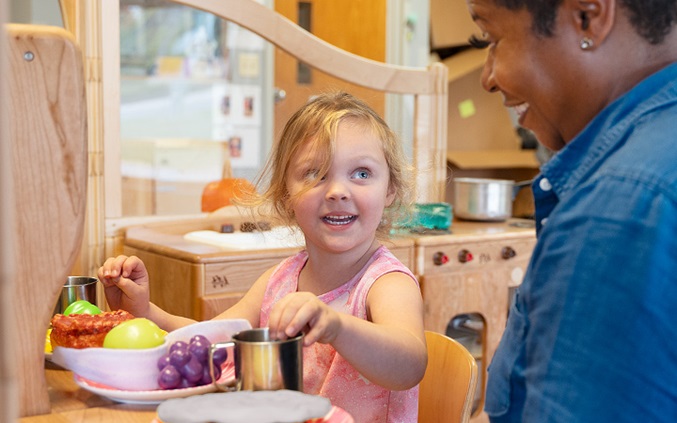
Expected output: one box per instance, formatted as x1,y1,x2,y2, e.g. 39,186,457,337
453,177,531,221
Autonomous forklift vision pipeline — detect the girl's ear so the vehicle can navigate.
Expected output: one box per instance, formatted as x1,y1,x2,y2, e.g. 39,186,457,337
385,184,396,207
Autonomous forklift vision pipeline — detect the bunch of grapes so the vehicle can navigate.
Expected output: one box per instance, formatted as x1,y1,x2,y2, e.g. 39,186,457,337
156,334,228,390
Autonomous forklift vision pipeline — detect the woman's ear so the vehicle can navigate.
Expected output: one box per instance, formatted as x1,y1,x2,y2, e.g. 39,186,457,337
567,0,616,49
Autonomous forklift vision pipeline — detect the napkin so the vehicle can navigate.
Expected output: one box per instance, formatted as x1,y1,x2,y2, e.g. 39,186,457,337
156,390,332,423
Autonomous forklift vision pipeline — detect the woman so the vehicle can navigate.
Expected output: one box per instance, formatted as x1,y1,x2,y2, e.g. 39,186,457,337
465,0,677,422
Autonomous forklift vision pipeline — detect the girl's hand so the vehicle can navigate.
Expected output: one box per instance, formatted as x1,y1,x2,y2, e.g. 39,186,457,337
267,292,342,346
97,255,151,318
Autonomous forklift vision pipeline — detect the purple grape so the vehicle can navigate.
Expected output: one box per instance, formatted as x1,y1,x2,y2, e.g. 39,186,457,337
157,353,171,371
169,348,191,368
212,347,228,367
180,355,204,383
199,365,213,385
190,334,210,345
179,377,198,389
189,339,209,363
169,341,188,353
158,365,182,390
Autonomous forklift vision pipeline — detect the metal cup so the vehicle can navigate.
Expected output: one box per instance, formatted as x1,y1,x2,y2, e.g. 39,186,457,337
211,327,303,392
53,276,99,315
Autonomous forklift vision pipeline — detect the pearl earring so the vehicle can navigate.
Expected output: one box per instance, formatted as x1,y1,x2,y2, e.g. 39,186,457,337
580,37,594,50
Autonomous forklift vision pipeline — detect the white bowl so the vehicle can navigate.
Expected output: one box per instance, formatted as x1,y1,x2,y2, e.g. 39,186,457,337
51,319,251,391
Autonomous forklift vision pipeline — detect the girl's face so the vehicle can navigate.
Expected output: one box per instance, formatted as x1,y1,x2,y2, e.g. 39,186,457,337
285,120,394,255
467,0,589,150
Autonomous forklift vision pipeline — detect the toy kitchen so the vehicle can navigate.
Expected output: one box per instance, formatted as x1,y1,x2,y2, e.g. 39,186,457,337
122,207,536,423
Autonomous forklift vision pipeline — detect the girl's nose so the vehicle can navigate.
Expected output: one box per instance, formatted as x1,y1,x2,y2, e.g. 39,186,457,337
325,179,349,201
480,50,499,93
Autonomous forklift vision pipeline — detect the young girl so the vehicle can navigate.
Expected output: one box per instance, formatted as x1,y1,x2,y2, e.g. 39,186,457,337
99,92,427,422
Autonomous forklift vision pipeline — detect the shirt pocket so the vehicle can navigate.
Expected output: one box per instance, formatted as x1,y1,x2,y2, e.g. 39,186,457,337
484,294,527,417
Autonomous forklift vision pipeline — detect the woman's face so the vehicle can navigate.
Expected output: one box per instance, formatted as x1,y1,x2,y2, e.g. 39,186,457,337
467,0,587,150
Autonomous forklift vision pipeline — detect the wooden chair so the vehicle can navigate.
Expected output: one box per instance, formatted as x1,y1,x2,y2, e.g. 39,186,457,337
419,331,479,423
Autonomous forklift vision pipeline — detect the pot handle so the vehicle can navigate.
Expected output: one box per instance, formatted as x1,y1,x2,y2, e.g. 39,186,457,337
512,179,534,200
209,341,239,392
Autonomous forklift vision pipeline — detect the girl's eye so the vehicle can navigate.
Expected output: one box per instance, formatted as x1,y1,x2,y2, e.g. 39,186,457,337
303,169,325,182
303,169,319,180
469,33,491,49
352,169,370,179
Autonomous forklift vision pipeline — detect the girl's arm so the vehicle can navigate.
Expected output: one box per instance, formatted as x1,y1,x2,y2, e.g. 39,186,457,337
99,255,273,332
269,272,427,390
333,272,427,390
99,255,197,331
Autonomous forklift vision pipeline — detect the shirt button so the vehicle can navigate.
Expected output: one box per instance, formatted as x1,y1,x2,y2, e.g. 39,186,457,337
539,178,552,191
541,217,548,226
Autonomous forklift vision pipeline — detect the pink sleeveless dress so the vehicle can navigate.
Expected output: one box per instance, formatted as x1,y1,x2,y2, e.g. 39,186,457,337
259,245,420,423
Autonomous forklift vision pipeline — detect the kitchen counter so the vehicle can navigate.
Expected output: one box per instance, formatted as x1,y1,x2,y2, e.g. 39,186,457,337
121,214,536,322
123,213,535,265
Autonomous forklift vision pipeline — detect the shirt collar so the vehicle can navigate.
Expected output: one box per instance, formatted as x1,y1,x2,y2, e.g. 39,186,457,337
540,62,677,200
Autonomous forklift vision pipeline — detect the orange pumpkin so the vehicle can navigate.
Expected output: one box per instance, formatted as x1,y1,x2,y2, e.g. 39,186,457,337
201,178,257,212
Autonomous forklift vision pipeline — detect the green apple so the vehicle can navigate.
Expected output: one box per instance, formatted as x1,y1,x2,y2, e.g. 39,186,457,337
63,300,101,315
103,318,166,349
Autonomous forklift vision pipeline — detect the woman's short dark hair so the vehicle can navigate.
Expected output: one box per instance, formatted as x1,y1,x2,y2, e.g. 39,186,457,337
494,0,677,44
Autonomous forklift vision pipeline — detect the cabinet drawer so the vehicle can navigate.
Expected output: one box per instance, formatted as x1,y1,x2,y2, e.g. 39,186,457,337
200,293,244,320
418,237,536,277
204,257,285,295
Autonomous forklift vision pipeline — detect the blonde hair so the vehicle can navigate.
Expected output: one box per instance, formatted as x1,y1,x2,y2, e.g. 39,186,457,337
249,91,414,237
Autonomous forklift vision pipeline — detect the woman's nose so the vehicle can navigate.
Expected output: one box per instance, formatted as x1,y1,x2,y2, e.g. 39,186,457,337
480,52,499,93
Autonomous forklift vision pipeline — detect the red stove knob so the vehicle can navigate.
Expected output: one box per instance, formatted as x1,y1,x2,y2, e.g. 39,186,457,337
458,249,473,263
433,251,449,266
501,246,517,260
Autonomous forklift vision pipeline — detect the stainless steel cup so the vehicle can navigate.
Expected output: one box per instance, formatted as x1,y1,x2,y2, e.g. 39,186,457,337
53,276,99,315
211,327,303,392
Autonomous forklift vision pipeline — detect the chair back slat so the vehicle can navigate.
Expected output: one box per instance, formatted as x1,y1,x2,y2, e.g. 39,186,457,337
419,330,479,423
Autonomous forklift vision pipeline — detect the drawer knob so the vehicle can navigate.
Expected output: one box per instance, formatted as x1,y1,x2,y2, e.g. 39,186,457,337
501,246,517,260
433,251,449,266
458,249,473,263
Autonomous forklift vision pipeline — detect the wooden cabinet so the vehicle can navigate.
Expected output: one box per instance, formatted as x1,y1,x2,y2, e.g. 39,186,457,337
414,221,536,423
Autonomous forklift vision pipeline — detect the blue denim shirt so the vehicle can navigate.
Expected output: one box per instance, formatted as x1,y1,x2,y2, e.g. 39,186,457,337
485,62,677,422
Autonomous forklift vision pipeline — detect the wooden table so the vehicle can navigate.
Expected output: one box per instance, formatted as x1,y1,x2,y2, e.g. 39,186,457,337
20,363,158,423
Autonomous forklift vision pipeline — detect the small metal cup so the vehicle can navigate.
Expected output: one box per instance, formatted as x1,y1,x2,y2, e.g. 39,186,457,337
53,276,99,315
211,327,303,392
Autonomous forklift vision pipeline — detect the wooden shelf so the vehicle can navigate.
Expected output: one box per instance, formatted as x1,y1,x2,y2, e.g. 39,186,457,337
447,150,540,170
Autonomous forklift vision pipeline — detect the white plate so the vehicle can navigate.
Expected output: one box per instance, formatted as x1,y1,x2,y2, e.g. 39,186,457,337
74,363,235,405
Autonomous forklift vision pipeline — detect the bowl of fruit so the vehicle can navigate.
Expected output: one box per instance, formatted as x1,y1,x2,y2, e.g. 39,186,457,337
51,314,251,392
